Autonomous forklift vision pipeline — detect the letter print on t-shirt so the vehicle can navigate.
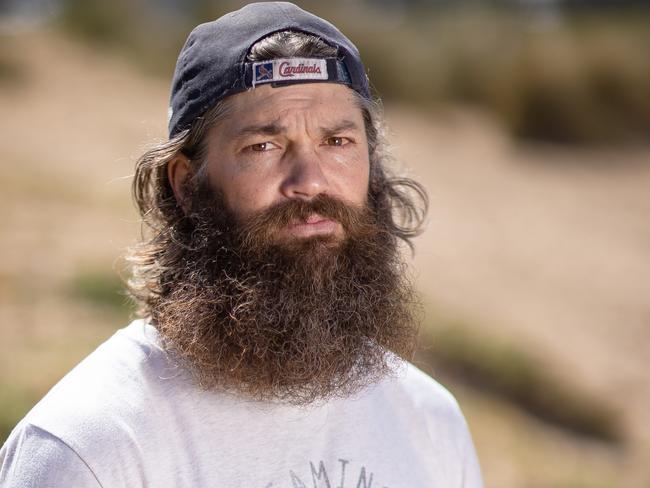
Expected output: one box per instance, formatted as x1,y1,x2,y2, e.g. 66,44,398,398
265,458,388,488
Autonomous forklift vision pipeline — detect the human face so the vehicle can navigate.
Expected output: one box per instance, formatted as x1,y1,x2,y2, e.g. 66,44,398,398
202,83,370,241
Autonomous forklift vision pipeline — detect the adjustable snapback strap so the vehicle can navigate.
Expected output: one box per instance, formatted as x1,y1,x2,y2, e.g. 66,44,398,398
244,57,352,88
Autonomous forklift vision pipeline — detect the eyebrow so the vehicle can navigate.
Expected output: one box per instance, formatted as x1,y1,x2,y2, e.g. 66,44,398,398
234,121,286,138
232,119,362,140
321,119,361,138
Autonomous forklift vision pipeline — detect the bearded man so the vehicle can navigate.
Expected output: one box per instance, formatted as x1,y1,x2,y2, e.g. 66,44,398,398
0,3,482,487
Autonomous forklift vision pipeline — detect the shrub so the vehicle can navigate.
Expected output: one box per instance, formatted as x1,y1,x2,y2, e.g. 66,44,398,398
67,267,132,317
418,324,624,444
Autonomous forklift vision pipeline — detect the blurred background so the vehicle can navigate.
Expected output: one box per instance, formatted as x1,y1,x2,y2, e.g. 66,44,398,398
1,0,649,486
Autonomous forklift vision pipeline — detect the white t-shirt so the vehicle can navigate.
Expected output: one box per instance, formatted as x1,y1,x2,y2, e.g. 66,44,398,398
0,320,483,487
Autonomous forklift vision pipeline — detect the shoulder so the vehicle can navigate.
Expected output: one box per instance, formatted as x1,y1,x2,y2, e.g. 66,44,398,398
26,320,166,420
368,360,484,486
379,359,463,419
7,321,177,474
366,359,474,451
0,422,101,487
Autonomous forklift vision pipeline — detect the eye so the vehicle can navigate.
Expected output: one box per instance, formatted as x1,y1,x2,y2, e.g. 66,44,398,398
325,136,349,147
250,142,270,152
245,141,280,154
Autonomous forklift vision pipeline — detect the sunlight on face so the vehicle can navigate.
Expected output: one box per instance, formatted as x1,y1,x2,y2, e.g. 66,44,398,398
203,83,370,240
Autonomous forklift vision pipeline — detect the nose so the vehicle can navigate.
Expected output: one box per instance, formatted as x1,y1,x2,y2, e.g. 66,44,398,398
279,145,329,200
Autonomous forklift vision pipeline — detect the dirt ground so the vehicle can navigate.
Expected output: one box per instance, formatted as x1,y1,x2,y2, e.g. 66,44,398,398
1,30,649,487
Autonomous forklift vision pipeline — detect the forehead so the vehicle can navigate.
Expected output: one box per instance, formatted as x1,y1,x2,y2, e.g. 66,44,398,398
217,83,365,135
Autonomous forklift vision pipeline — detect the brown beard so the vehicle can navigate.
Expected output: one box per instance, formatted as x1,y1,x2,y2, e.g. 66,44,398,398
153,179,420,404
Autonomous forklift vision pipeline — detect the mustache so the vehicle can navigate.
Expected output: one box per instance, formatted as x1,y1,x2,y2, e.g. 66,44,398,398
235,194,376,248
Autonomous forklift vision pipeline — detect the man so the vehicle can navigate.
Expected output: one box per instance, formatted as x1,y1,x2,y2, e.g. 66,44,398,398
0,2,482,486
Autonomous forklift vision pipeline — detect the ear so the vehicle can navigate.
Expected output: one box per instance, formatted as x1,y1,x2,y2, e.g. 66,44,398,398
168,152,191,210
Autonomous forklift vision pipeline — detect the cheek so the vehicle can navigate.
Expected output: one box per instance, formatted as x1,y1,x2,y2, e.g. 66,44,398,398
211,170,281,218
332,156,370,206
205,141,288,218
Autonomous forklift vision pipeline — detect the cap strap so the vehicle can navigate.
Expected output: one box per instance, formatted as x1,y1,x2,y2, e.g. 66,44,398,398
244,58,351,88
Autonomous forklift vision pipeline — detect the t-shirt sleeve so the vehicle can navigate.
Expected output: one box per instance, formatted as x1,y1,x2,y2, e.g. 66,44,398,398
0,423,102,488
461,414,483,488
461,428,483,488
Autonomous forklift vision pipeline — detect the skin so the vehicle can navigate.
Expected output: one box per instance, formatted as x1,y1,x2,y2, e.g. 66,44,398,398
169,83,370,240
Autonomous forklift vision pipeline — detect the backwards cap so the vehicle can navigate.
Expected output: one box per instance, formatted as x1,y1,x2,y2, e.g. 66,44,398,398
168,1,371,138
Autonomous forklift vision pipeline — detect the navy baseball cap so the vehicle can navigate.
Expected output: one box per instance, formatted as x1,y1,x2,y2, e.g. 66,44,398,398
168,1,371,138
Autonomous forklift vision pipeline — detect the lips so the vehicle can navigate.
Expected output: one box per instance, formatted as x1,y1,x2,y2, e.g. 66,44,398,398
285,213,339,237
304,214,328,225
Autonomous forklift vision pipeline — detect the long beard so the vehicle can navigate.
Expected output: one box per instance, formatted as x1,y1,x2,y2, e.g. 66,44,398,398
153,181,420,404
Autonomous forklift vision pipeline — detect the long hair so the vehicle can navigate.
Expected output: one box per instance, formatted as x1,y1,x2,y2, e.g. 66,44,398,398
127,31,428,319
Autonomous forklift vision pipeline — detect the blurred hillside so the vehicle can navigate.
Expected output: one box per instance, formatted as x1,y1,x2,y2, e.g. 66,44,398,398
1,2,650,487
3,0,649,145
